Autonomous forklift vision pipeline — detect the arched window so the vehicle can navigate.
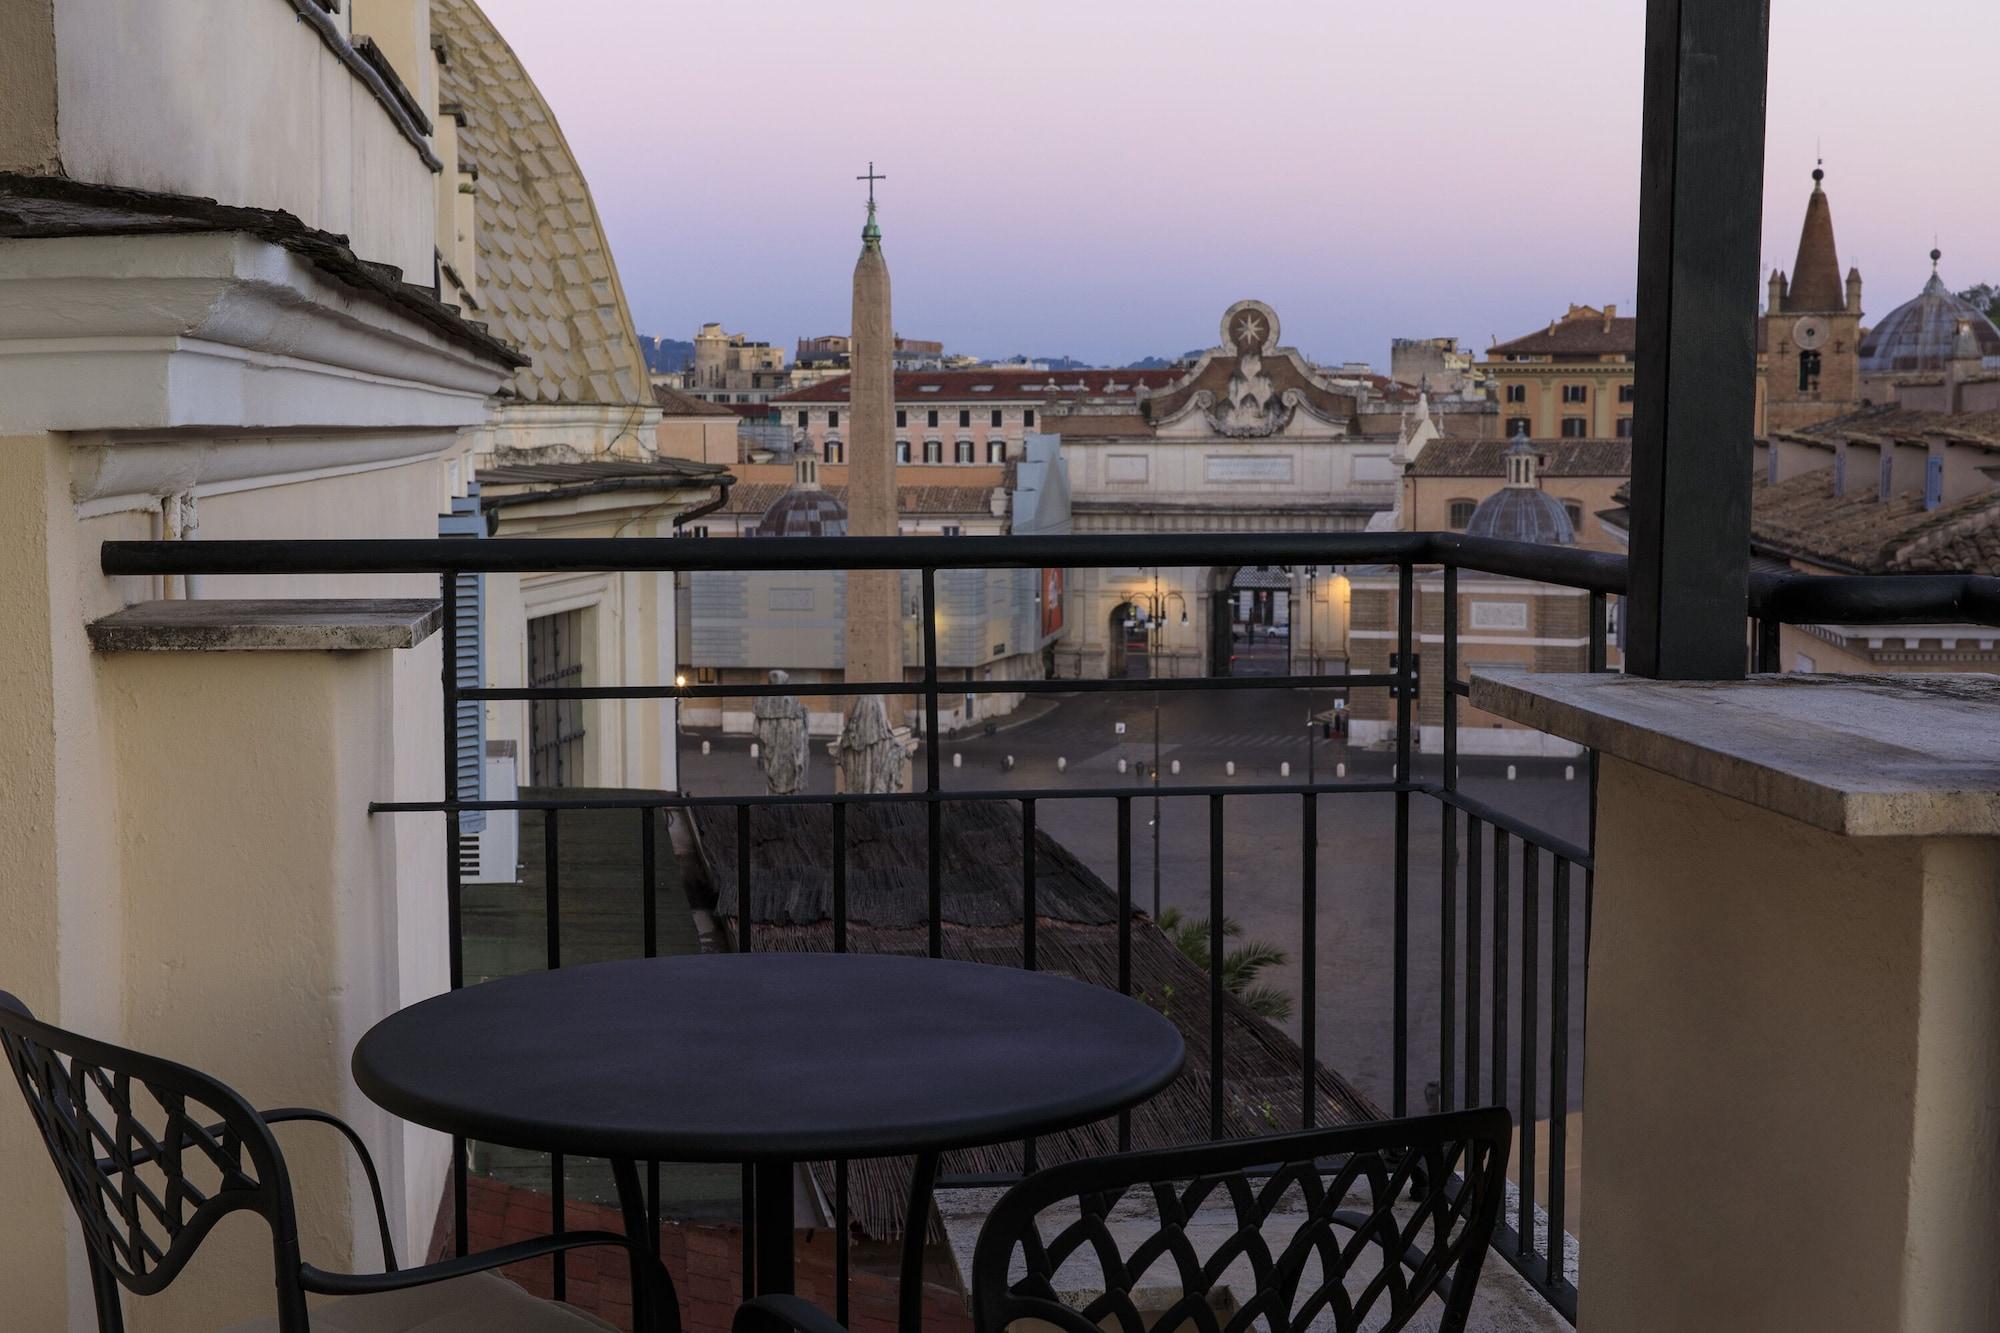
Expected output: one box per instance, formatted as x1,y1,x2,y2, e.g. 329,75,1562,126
1448,498,1477,529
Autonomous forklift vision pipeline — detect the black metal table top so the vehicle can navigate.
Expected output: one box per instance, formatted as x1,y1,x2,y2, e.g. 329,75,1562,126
353,953,1185,1162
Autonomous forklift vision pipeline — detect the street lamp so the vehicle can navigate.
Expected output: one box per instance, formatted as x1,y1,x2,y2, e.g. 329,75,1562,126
1123,569,1187,918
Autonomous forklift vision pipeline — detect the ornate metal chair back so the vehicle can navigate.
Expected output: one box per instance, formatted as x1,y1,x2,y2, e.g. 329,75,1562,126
0,991,303,1331
970,1108,1511,1333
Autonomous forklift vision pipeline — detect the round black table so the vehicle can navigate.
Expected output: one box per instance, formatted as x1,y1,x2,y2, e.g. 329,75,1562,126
353,954,1184,1330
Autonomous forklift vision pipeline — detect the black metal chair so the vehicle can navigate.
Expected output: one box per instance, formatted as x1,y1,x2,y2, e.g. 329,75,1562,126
0,990,677,1332
737,1108,1510,1333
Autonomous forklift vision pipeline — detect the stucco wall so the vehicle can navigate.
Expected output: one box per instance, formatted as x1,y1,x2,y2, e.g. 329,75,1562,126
0,0,59,171
48,0,437,277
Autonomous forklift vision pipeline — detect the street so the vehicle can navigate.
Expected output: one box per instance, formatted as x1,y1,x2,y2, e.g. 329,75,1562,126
678,685,1590,1116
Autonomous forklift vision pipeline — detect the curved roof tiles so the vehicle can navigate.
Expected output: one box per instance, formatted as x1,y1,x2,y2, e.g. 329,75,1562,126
433,0,652,407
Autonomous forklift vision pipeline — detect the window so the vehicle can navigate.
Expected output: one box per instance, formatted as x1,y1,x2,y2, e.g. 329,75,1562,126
439,500,486,832
958,409,971,428
895,441,910,463
1024,408,1036,427
987,440,1005,463
1448,498,1477,529
955,441,974,463
927,409,939,428
991,409,1003,428
696,666,719,685
824,439,844,463
896,409,907,428
1561,384,1588,404
1563,500,1584,530
682,524,710,538
923,440,943,463
1618,383,1636,404
828,410,840,428
1799,349,1822,394
1561,417,1588,438
1505,384,1526,403
1616,416,1634,439
941,525,963,537
1506,417,1531,436
797,410,808,427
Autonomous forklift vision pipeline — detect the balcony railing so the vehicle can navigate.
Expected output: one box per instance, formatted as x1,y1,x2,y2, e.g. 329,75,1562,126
100,531,2000,1327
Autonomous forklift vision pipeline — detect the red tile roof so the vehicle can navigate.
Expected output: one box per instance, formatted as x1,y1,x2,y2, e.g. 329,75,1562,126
1490,308,1636,359
772,370,1181,404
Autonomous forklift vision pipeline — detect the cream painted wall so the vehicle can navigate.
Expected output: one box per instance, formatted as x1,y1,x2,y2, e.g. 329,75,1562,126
47,0,436,277
0,0,59,171
1583,756,2000,1332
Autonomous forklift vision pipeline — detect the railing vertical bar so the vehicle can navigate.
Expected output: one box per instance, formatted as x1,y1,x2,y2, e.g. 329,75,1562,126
1517,843,1540,1259
1440,803,1457,1113
1588,593,1606,967
641,807,659,1254
736,800,754,1295
1021,796,1038,1176
1393,562,1413,1118
1548,857,1572,1282
544,807,564,1299
439,572,468,1258
1443,564,1458,789
1492,830,1510,1109
1209,793,1226,1140
736,804,751,954
832,798,849,1325
1464,817,1483,1115
1300,792,1317,1130
1116,795,1133,1153
922,568,942,959
833,804,848,954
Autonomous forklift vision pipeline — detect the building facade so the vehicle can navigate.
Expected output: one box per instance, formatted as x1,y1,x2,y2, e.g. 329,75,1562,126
1483,305,1637,440
1760,167,1866,436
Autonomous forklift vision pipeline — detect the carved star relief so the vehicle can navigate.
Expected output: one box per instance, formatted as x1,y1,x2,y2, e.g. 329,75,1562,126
1232,313,1266,350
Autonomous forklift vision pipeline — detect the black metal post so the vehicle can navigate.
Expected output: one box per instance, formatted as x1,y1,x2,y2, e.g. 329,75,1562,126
1627,0,1771,678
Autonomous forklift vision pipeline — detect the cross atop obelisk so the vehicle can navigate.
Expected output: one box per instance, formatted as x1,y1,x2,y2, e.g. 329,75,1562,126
857,162,885,244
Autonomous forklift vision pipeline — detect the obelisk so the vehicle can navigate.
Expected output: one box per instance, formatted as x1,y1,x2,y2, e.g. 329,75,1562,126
844,164,905,731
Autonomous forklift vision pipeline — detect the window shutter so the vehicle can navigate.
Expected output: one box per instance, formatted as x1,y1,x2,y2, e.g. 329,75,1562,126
439,492,487,835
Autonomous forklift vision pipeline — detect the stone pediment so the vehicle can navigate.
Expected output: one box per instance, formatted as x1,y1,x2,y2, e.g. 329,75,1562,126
1143,301,1359,439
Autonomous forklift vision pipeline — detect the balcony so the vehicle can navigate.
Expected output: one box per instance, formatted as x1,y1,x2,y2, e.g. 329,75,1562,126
34,527,1988,1333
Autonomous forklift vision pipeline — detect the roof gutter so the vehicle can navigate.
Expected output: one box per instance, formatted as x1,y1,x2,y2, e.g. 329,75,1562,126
674,472,736,529
480,474,728,511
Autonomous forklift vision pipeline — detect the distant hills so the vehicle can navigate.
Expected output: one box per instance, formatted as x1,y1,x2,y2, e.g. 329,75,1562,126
1125,351,1202,370
639,335,693,373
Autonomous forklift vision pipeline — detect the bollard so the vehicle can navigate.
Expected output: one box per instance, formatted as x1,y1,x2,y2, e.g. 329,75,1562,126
1507,764,1518,781
1226,761,1236,776
1565,764,1576,781
1280,761,1291,778
1336,762,1346,778
1057,757,1067,772
749,742,759,760
952,752,962,769
1117,758,1128,774
1171,759,1181,775
1003,755,1016,771
701,740,711,755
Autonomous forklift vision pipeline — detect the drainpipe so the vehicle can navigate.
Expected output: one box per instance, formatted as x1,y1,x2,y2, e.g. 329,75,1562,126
671,473,735,531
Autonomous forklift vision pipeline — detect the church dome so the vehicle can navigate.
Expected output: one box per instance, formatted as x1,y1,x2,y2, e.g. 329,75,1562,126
1464,433,1576,545
754,451,848,536
1860,255,2000,375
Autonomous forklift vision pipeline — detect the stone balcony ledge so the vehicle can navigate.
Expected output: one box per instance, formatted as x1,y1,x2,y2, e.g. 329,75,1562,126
88,598,442,652
1471,668,2000,838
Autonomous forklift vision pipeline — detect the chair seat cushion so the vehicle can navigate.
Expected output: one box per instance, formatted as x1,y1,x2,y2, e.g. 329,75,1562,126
221,1271,622,1332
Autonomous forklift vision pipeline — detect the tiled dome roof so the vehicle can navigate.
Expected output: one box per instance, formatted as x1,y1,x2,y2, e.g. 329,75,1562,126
754,489,849,538
433,0,652,407
1860,261,2000,375
1464,433,1575,545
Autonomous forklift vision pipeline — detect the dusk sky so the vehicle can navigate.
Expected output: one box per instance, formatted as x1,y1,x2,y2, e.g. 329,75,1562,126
478,0,1997,369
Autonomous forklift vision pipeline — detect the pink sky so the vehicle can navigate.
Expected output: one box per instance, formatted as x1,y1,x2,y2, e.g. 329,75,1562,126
476,0,1999,368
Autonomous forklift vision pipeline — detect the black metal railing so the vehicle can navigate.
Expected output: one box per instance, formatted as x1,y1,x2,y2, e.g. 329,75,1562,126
100,530,2000,1326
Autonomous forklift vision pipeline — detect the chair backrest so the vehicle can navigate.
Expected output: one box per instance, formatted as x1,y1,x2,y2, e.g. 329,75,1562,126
0,991,300,1315
970,1108,1511,1333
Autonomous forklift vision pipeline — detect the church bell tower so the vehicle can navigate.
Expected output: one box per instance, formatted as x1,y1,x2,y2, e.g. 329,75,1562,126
1763,165,1863,435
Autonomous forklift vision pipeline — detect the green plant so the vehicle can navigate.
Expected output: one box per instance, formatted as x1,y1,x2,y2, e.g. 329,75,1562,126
1157,907,1295,1021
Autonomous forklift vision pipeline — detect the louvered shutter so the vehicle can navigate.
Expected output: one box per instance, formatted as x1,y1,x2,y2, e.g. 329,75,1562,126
439,492,487,835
